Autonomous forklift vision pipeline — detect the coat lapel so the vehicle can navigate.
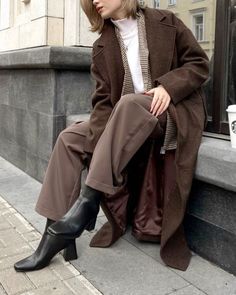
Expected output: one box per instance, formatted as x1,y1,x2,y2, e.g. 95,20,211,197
93,22,124,103
144,8,177,83
92,8,177,100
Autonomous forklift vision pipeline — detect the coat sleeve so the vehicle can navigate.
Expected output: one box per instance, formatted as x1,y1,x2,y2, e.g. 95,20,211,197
83,59,113,153
156,16,209,105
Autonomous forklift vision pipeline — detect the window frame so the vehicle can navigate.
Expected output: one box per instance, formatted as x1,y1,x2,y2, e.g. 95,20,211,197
206,0,231,134
192,12,205,42
153,0,160,8
0,0,12,30
168,0,177,7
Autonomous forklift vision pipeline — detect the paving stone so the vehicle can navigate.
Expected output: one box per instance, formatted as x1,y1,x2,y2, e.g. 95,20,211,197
0,174,42,232
0,268,35,295
0,208,16,218
0,203,11,211
20,281,75,295
173,255,236,295
29,239,41,251
122,226,163,264
6,213,32,234
0,251,32,271
0,243,32,260
0,219,11,231
50,259,80,280
0,228,32,259
72,234,189,295
0,284,6,295
0,157,23,180
26,267,60,288
65,275,102,295
22,230,41,242
97,207,104,218
169,285,206,295
0,175,41,208
0,239,6,249
0,228,29,248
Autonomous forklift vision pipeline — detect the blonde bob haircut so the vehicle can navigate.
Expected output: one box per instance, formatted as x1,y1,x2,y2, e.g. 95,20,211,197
80,0,141,33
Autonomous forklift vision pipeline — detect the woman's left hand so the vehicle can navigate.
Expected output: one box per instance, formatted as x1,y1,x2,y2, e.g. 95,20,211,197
145,85,171,117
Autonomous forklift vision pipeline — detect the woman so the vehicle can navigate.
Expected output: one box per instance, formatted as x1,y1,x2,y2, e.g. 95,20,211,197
14,0,209,272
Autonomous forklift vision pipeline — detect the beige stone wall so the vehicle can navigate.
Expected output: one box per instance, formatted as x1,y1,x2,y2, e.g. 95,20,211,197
0,0,216,55
0,0,98,51
64,0,97,47
0,0,64,51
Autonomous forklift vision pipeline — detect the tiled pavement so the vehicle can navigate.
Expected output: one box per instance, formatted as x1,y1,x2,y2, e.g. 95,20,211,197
0,156,235,295
0,195,102,295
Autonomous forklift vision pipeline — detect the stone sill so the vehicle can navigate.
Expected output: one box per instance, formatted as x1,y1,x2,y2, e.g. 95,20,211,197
67,114,236,193
0,46,92,70
195,136,236,193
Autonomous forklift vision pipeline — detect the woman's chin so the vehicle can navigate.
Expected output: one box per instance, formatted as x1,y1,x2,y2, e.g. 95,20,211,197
101,13,111,20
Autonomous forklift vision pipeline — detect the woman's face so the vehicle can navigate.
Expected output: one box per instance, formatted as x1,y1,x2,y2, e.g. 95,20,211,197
92,0,126,20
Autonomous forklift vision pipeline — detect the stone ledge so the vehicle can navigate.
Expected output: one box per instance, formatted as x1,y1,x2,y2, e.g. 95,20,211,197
195,136,236,193
66,114,90,127
0,46,92,70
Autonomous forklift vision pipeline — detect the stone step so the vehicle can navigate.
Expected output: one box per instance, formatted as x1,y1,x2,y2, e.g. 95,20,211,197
66,113,90,127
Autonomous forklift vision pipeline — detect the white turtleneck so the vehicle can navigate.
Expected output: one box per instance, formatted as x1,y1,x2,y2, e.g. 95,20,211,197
111,17,145,94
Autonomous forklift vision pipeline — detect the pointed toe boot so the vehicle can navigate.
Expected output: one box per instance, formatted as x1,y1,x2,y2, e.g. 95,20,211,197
14,219,77,272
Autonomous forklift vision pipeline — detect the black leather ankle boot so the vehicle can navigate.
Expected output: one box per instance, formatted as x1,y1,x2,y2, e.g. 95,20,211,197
14,218,77,272
48,185,101,239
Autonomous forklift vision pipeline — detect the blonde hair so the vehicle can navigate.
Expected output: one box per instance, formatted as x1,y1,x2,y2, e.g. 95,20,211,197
80,0,141,33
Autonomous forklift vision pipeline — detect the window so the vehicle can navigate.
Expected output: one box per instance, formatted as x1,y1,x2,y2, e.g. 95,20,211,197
226,1,236,118
0,0,11,30
192,13,204,42
168,0,176,6
153,0,160,8
205,0,232,134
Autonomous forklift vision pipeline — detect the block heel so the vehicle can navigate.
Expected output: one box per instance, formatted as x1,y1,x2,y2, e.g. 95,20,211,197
63,240,78,261
85,217,97,231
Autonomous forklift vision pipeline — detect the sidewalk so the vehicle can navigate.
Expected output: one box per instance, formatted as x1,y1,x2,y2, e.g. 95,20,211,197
0,195,102,295
0,156,235,295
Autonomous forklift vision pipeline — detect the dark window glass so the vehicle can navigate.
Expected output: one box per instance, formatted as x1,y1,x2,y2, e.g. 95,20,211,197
227,1,236,114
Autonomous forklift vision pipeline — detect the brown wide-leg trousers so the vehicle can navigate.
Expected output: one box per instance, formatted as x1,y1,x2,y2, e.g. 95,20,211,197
35,94,164,221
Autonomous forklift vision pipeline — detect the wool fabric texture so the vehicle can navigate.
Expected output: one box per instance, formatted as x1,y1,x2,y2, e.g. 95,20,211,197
114,11,177,150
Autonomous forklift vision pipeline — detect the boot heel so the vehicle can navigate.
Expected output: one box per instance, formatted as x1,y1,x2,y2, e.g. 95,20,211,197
63,240,77,261
85,218,97,231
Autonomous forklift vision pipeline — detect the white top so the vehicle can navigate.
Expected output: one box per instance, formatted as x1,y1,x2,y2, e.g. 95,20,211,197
111,17,145,94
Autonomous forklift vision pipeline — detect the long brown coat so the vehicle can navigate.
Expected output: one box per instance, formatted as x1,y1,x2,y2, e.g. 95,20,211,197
84,8,209,271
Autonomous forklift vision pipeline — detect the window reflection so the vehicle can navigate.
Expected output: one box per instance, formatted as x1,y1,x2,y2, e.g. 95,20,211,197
143,0,216,118
228,0,236,108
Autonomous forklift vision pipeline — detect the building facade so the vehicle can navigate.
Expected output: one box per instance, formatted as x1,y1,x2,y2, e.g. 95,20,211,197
144,0,216,58
0,0,215,58
0,0,98,51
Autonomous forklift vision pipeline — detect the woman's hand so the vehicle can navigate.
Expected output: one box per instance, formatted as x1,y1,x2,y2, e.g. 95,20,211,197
145,85,171,117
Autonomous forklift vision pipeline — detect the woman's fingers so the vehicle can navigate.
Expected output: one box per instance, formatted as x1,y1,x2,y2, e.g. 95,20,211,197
149,88,162,112
153,98,168,116
149,86,171,116
152,94,164,115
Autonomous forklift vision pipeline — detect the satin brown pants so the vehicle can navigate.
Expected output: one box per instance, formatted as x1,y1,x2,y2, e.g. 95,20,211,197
35,94,166,221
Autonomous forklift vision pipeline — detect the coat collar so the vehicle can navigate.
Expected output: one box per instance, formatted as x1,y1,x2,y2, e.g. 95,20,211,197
96,8,168,47
93,8,177,88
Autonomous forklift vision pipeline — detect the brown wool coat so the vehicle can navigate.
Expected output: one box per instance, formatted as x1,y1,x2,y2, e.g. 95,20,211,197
84,8,209,271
